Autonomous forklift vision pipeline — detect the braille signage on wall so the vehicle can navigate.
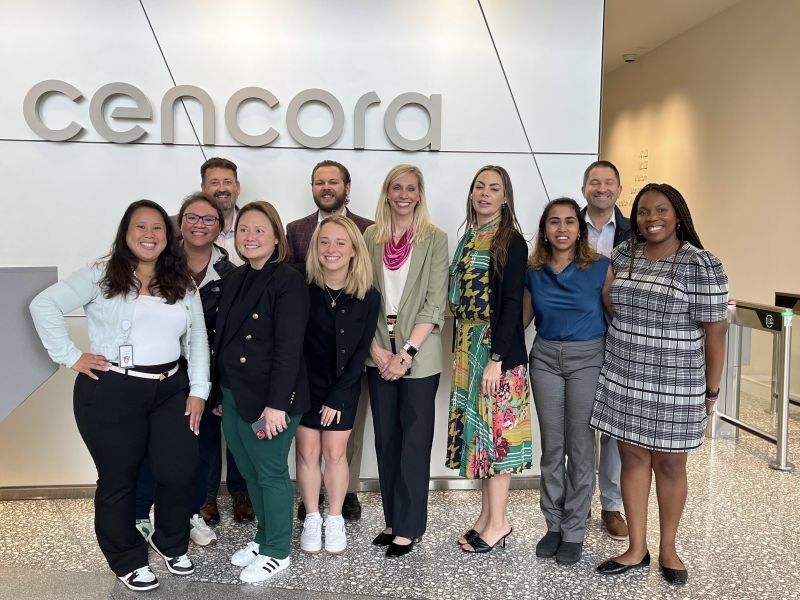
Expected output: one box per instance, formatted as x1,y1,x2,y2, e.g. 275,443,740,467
23,80,442,151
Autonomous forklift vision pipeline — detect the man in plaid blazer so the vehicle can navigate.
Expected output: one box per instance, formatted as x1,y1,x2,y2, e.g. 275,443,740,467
285,160,373,523
286,160,373,264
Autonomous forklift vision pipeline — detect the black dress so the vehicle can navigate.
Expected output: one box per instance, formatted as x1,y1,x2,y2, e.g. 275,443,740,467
300,283,380,431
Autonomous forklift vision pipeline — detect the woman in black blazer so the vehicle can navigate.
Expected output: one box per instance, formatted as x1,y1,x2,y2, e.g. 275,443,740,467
296,215,380,556
213,201,309,584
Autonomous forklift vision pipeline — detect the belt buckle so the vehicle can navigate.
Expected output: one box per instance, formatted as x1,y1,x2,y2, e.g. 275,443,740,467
159,372,167,381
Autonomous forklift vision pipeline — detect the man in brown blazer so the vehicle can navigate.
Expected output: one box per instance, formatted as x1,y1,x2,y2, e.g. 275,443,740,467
286,160,373,521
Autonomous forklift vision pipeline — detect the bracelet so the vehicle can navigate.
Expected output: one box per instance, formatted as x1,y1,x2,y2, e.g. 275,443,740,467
403,341,419,358
705,387,720,400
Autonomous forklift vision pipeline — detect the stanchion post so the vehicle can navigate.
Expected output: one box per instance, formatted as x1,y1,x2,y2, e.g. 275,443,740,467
769,310,795,472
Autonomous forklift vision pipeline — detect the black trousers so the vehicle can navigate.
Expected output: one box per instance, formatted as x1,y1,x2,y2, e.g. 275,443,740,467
73,364,198,576
367,368,439,539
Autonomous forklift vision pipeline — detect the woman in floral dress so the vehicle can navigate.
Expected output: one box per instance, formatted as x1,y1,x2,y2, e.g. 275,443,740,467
446,165,532,554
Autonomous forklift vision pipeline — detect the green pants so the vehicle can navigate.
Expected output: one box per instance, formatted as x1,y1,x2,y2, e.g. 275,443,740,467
221,387,298,559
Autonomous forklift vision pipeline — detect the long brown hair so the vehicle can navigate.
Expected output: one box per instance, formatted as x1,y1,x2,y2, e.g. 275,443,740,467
528,198,600,270
463,165,523,278
100,199,194,303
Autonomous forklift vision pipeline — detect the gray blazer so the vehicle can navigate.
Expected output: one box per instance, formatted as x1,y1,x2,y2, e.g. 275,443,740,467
363,225,449,379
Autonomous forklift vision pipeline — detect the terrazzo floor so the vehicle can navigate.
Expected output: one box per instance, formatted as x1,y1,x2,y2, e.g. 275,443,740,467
2,396,799,600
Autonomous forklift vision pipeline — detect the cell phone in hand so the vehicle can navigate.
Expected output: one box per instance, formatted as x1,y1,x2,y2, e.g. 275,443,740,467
251,417,267,439
251,414,291,439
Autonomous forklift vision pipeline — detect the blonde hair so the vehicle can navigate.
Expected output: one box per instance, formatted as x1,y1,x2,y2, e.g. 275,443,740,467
305,215,373,300
372,164,436,244
234,201,289,264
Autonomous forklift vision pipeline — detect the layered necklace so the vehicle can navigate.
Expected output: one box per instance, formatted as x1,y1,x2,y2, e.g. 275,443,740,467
384,223,413,270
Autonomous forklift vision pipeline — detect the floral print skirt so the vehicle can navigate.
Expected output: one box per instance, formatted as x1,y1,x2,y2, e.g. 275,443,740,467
446,319,533,479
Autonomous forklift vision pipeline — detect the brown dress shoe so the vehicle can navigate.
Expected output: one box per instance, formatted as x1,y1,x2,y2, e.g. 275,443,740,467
199,496,220,526
232,491,255,522
601,510,629,540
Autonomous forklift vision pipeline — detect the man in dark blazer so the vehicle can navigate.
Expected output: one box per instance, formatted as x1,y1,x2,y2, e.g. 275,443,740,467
579,160,631,542
285,160,373,522
286,160,373,264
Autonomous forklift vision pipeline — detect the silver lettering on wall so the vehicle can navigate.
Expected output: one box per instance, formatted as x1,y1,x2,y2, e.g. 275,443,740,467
22,80,442,151
225,87,280,147
89,83,152,144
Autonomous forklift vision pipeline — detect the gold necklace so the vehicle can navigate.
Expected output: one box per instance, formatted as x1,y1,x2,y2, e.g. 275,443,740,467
325,285,344,308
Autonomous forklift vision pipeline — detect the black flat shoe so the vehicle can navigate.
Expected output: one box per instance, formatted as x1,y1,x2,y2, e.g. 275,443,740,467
462,528,512,554
535,530,561,558
660,560,688,585
556,541,583,565
385,538,420,558
372,532,394,546
342,492,362,521
596,551,651,575
458,529,479,546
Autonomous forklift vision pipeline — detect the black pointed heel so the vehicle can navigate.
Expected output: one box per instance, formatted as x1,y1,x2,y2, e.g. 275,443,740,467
659,559,688,585
462,528,512,554
596,551,651,575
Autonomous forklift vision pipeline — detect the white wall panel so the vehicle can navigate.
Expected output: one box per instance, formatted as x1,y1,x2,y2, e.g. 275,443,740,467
482,0,603,154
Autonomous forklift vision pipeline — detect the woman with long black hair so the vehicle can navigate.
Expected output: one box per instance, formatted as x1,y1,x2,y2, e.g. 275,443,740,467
30,199,209,591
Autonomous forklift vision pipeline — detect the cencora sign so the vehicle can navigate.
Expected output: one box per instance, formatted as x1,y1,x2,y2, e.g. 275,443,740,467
23,80,442,151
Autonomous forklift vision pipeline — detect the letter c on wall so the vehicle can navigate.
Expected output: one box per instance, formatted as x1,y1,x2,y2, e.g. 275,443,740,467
225,87,280,146
23,80,85,141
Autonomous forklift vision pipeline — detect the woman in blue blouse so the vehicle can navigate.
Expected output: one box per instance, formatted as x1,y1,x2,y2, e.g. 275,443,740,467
523,198,612,566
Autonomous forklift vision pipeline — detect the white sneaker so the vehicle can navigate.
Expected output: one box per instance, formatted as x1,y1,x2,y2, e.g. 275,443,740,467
147,534,195,575
231,541,260,567
300,512,323,554
239,555,290,583
189,513,217,546
324,514,347,555
118,565,159,591
135,519,152,541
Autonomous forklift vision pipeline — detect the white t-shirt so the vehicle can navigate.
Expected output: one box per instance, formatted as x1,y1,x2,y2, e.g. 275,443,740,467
128,295,185,365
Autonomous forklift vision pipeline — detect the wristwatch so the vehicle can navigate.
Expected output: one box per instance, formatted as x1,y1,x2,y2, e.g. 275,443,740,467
490,353,503,363
403,341,419,357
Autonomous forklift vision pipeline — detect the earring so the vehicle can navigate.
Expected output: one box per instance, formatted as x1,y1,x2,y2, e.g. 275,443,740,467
677,222,681,230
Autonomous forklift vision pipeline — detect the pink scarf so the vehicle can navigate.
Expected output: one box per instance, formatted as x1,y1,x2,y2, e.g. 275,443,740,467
383,225,413,270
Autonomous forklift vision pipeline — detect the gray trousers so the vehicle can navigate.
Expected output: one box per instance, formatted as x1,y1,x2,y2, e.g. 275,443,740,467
529,336,604,543
598,433,622,511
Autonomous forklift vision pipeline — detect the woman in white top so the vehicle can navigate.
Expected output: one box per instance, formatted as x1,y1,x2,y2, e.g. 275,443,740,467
30,199,209,592
363,164,449,558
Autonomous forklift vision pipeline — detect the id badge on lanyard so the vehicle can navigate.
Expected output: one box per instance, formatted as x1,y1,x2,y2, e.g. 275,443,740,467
119,345,135,369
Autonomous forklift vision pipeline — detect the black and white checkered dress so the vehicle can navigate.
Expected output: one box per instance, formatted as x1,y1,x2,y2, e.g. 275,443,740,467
590,242,728,452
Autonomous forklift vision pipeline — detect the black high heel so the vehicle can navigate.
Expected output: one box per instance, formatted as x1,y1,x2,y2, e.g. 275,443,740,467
462,528,512,554
385,536,422,558
372,532,393,546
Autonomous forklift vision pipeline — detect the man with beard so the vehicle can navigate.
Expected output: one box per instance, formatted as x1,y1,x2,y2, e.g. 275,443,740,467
200,157,244,266
286,160,373,522
579,160,631,542
196,157,255,525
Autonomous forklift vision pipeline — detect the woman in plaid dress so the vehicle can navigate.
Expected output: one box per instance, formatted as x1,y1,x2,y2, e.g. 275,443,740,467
591,183,728,585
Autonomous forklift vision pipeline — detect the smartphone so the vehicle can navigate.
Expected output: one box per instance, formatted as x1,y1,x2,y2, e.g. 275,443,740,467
251,415,291,439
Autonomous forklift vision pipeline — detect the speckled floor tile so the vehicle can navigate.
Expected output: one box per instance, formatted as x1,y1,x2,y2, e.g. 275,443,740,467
1,390,799,600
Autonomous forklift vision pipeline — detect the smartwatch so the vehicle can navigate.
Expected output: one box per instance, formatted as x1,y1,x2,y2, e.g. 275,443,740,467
403,342,419,358
490,353,503,363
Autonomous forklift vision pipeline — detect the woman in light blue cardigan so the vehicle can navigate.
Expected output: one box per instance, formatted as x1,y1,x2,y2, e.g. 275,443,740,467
30,200,209,592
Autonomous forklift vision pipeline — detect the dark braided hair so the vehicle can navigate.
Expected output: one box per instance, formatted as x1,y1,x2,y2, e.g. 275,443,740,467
625,183,703,277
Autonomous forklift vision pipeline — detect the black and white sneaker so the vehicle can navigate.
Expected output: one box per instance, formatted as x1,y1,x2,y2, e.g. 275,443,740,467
118,565,159,591
147,534,196,575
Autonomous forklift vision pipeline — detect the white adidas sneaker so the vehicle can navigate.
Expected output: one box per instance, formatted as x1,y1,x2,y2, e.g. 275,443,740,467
231,541,260,567
239,555,290,583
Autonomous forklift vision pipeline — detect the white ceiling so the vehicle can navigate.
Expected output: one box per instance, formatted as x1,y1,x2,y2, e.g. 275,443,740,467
603,0,742,72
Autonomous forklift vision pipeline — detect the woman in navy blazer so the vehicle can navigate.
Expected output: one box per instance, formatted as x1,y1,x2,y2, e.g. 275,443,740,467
213,201,309,583
296,215,380,555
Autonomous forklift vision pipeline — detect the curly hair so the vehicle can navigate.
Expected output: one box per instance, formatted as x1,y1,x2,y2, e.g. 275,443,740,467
100,199,194,303
528,198,601,270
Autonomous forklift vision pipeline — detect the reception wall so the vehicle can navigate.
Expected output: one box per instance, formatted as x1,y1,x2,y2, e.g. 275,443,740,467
0,0,603,488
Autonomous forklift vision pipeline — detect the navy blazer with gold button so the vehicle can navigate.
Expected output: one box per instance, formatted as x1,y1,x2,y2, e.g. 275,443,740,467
213,260,310,422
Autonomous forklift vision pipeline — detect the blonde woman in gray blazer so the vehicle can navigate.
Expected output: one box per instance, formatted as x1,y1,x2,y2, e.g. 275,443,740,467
364,164,448,558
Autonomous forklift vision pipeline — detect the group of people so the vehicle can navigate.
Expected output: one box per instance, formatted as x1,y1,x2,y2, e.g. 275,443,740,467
29,157,728,591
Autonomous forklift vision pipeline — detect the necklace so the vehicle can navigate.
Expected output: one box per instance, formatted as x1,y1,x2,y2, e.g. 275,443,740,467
325,285,344,308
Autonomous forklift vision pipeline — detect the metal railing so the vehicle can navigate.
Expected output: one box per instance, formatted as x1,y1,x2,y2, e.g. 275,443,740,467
710,300,795,471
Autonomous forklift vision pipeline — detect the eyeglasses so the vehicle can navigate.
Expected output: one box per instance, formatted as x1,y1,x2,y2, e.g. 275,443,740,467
183,213,220,226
